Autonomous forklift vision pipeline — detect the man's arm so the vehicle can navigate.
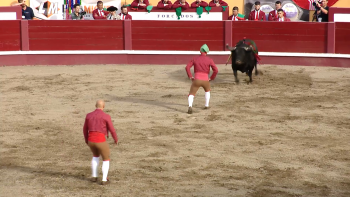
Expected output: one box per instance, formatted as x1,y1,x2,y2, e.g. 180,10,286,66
209,1,216,7
106,115,118,143
157,1,165,8
320,6,328,14
83,118,89,144
200,1,208,7
185,60,194,79
210,60,218,80
191,1,199,8
182,2,190,9
219,0,228,6
30,8,34,19
93,10,106,19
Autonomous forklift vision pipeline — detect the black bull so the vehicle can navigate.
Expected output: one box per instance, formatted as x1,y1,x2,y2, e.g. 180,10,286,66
226,42,258,83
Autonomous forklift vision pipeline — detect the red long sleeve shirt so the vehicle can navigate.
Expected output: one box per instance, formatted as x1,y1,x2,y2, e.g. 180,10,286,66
172,1,190,9
83,109,118,144
185,53,218,81
191,1,208,8
209,0,228,7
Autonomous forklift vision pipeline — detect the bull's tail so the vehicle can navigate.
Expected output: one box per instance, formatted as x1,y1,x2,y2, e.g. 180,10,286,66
254,59,258,76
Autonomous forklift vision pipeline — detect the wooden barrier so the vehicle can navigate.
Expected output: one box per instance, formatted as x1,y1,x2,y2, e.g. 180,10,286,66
0,20,349,54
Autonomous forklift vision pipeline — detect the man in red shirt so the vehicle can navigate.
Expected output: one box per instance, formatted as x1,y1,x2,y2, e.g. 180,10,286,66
119,6,132,20
157,0,173,9
130,0,150,9
172,0,190,9
191,0,208,8
228,6,245,21
275,9,290,21
208,0,228,7
185,44,218,114
83,100,118,185
93,1,109,19
268,1,286,21
248,1,266,21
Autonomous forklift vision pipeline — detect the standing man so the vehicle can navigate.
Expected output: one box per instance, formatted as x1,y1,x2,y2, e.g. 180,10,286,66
268,1,286,21
208,0,228,7
228,6,245,21
275,9,290,21
248,1,266,21
93,1,109,20
185,44,218,114
119,6,132,20
316,0,329,22
71,3,84,20
191,0,208,8
12,0,34,20
83,100,118,185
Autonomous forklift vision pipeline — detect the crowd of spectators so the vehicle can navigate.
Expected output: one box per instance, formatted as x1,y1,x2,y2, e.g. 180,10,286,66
12,0,329,22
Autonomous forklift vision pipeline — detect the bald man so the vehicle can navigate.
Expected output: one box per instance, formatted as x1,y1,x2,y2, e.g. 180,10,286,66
83,100,118,185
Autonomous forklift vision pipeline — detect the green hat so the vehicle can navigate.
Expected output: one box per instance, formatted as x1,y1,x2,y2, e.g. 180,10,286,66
176,7,182,20
146,5,153,13
222,6,227,11
200,44,209,53
205,6,211,14
196,7,203,18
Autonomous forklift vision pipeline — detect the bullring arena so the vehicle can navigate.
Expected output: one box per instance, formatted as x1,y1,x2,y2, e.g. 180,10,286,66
1,5,350,197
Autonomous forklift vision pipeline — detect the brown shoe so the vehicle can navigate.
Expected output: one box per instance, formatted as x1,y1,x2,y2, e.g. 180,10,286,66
91,177,98,182
188,107,192,114
101,178,110,185
204,106,210,110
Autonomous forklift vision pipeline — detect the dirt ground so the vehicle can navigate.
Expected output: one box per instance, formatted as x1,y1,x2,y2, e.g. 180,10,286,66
0,64,349,197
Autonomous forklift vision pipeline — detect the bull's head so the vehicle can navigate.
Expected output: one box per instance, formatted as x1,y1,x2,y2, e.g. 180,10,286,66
226,44,253,65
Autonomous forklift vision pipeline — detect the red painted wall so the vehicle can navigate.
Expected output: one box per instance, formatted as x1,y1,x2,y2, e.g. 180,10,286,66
335,22,350,54
232,22,328,53
28,20,124,50
131,21,225,51
0,20,21,51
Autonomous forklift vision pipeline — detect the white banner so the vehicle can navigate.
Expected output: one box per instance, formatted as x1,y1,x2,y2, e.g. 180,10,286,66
334,14,350,22
81,0,121,20
129,12,222,21
0,12,17,20
30,0,64,20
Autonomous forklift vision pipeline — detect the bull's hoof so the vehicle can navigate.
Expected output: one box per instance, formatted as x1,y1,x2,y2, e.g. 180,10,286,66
235,80,240,84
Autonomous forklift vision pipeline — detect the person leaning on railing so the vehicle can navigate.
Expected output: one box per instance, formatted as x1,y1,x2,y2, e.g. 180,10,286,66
106,6,121,20
12,0,34,20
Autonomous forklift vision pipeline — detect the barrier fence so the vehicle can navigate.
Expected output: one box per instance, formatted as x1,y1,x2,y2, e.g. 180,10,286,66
0,20,349,54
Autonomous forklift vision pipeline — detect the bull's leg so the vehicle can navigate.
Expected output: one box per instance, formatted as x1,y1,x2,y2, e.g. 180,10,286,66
233,70,239,84
248,69,253,83
255,62,258,76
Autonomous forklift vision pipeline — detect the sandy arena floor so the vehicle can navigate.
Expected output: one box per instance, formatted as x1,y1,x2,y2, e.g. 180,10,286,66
0,64,349,197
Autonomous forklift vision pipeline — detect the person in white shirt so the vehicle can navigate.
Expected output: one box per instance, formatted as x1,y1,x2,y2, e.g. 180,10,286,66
275,9,290,21
106,6,121,20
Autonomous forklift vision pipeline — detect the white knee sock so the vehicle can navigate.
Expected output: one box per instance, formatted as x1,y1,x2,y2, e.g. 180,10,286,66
188,95,194,107
91,157,99,178
205,91,210,107
102,160,110,181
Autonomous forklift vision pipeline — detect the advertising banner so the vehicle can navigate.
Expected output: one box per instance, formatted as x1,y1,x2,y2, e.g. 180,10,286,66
128,12,223,21
30,0,64,20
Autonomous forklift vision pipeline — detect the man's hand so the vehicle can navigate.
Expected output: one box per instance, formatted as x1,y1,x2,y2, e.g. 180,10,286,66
190,77,194,81
114,141,119,146
216,3,220,7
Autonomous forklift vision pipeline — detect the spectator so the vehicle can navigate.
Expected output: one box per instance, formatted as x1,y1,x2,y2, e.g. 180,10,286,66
316,0,329,22
130,0,150,10
268,1,286,21
172,0,190,10
157,0,173,9
248,1,265,21
275,9,290,21
191,0,208,8
228,6,244,21
12,0,34,20
209,0,228,7
71,4,84,20
93,1,109,19
119,6,132,20
107,6,121,20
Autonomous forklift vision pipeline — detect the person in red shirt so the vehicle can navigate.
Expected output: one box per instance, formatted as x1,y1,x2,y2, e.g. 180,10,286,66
275,9,290,21
119,6,132,20
172,0,190,9
228,6,245,21
93,1,109,20
83,100,118,185
208,0,228,7
130,0,150,9
157,0,173,9
268,1,286,21
185,44,218,114
191,0,208,8
248,1,266,21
